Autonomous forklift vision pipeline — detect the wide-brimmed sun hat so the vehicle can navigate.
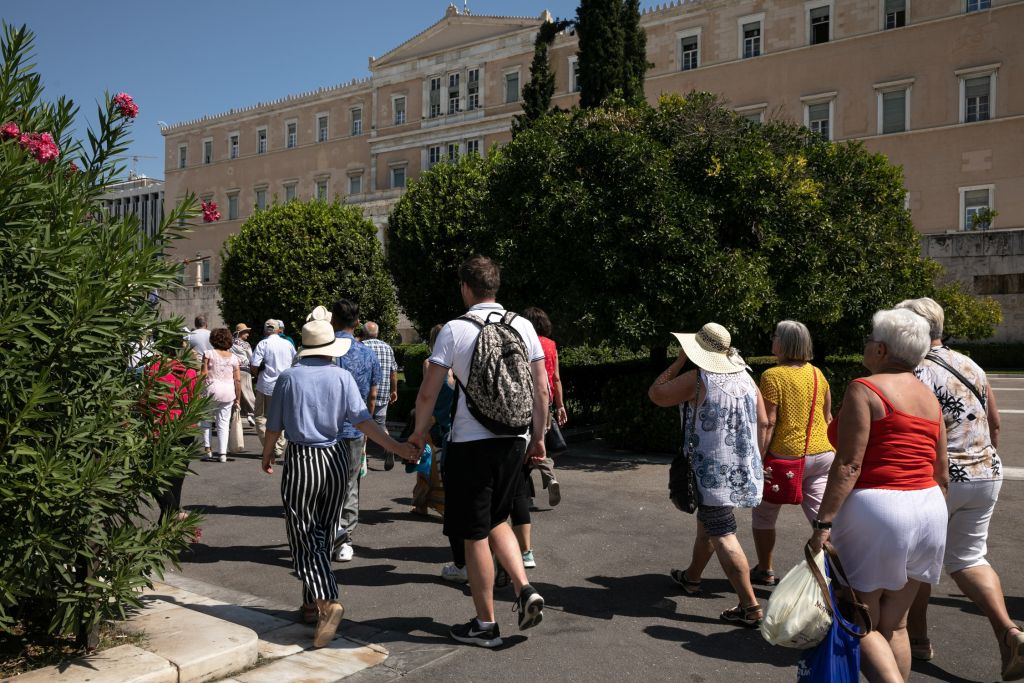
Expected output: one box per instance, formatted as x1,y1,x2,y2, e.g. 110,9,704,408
234,323,252,334
671,322,747,374
296,319,351,359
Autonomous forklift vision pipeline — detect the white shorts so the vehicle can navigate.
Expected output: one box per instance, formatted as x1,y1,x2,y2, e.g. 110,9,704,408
944,479,1001,574
831,486,947,592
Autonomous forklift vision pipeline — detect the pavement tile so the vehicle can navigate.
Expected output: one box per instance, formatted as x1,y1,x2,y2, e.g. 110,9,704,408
255,622,310,661
233,639,387,683
120,604,258,683
146,581,295,636
10,644,176,683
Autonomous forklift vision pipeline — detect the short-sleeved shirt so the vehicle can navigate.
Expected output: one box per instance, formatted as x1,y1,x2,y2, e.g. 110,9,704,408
363,339,397,408
916,346,1001,482
538,336,558,396
266,358,371,447
187,328,213,355
251,333,297,395
337,331,381,440
428,303,545,443
759,363,832,457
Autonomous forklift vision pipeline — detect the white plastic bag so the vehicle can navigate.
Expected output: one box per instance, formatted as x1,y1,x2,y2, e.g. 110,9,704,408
761,545,832,649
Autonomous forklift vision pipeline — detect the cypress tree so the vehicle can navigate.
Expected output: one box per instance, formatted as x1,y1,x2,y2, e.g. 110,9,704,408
519,21,559,126
576,0,625,108
621,0,651,103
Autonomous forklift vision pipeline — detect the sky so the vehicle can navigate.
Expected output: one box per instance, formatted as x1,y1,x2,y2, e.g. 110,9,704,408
5,1,656,180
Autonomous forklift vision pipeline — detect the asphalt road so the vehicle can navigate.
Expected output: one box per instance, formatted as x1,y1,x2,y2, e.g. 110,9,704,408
169,377,1024,683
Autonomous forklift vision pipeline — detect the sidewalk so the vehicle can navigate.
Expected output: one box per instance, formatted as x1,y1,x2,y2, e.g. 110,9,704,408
12,579,388,683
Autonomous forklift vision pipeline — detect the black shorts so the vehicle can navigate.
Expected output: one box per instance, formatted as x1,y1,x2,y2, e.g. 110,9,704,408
442,437,527,541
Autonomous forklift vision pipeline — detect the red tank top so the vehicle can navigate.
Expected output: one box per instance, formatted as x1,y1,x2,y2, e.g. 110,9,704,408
826,378,940,491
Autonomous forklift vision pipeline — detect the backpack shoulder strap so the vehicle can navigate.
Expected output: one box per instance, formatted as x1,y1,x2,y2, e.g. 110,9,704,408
925,351,986,409
458,313,485,329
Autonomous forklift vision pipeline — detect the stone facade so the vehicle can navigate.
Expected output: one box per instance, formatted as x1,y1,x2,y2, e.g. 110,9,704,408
161,0,1024,338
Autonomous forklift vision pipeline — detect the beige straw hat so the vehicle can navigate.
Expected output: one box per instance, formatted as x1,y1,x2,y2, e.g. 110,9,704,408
296,319,351,359
671,322,747,374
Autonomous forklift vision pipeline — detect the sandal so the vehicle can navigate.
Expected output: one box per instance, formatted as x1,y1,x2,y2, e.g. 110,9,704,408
750,565,777,587
669,569,703,596
909,637,933,661
1002,625,1024,681
721,603,763,628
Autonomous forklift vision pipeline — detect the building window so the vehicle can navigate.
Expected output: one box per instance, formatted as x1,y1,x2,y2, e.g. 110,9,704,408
739,15,763,59
391,166,406,189
317,115,329,143
447,142,459,161
467,69,481,110
962,74,992,122
429,77,442,118
393,96,406,125
315,178,328,201
284,184,296,202
505,72,520,104
257,128,267,154
202,259,211,283
202,139,212,164
736,104,766,124
351,108,362,136
228,193,239,220
966,0,991,12
808,4,831,45
961,186,993,230
349,174,362,195
286,121,297,149
428,145,442,168
448,73,461,115
679,31,700,71
804,99,833,140
467,139,481,156
255,189,267,210
178,144,187,169
875,80,913,134
229,134,239,159
885,0,907,28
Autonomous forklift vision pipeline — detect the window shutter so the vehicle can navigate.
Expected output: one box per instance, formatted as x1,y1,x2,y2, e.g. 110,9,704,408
882,91,906,133
964,189,989,207
965,76,989,99
885,0,904,11
809,102,829,121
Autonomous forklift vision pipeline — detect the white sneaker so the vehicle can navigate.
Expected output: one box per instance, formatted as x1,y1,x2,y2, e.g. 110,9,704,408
219,454,227,463
441,563,469,584
334,543,354,562
246,415,256,427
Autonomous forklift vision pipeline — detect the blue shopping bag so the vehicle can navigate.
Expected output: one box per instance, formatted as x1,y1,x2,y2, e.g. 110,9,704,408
796,546,870,683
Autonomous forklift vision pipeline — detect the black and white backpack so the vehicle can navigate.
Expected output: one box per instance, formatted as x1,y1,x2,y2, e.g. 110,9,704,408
454,311,534,435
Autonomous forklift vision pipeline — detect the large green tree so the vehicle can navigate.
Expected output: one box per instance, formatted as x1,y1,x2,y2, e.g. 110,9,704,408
220,200,399,342
575,0,626,108
0,24,202,642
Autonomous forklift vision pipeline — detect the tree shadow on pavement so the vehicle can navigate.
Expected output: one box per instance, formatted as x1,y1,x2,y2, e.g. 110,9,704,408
179,541,293,569
185,504,284,519
644,623,798,669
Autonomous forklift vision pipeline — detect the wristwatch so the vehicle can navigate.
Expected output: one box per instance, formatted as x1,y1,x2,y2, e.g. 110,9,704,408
811,519,832,530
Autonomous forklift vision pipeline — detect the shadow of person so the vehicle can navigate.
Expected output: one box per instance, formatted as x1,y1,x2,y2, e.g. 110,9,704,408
179,541,292,568
909,660,984,683
353,544,451,564
336,563,454,589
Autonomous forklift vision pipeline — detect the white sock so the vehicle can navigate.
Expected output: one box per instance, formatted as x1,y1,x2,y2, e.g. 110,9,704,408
474,618,496,629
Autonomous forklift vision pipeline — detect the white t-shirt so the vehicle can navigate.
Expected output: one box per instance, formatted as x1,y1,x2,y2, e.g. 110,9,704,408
428,303,545,443
187,328,213,355
252,333,297,395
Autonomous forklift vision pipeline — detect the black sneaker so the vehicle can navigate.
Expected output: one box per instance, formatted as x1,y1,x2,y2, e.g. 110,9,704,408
514,584,544,631
450,618,502,648
384,451,395,471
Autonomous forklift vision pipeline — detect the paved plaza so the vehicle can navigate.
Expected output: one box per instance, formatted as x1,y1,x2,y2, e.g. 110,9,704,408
159,375,1024,683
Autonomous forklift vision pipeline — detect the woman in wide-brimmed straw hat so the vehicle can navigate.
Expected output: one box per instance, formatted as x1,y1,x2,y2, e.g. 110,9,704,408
649,322,769,629
231,323,256,420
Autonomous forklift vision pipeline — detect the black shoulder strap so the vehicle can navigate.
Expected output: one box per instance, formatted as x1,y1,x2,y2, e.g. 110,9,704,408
925,351,986,409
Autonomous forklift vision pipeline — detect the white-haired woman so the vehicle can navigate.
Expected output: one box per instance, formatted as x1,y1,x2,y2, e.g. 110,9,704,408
808,308,948,682
896,297,1023,680
650,323,769,628
749,320,833,586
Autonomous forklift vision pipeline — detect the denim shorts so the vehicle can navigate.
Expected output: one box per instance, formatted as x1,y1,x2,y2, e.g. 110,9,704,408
697,505,738,537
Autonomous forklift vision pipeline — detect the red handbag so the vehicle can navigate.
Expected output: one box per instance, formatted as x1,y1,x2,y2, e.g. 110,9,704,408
762,366,818,505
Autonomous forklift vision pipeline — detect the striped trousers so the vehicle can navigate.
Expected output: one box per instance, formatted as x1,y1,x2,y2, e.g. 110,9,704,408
281,441,349,603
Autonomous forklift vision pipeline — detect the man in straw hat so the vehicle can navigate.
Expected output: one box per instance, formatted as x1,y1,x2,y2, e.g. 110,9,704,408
649,322,769,628
260,316,418,648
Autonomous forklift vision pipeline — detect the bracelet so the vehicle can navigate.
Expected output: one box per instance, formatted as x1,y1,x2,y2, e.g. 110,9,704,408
811,519,832,530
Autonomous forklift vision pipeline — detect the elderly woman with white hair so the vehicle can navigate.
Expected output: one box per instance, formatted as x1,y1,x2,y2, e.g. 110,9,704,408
807,308,948,682
896,298,1023,681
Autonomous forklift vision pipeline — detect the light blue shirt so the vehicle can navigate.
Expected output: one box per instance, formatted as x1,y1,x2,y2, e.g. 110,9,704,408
267,358,371,447
337,331,381,440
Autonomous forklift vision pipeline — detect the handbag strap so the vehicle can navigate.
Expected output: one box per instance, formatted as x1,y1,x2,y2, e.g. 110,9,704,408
822,542,873,638
925,350,986,410
803,541,833,616
802,366,819,456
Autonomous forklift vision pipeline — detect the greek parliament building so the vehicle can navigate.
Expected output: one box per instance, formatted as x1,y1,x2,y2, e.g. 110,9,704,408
161,0,1024,340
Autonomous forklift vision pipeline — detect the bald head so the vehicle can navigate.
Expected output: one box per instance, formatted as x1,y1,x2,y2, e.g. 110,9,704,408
363,321,380,339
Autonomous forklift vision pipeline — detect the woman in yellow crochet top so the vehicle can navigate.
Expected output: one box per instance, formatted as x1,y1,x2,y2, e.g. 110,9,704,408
749,320,834,586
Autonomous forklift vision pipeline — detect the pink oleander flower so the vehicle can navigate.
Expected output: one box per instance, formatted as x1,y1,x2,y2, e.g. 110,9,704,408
67,161,79,175
0,121,19,140
201,200,221,223
18,131,60,162
113,92,139,119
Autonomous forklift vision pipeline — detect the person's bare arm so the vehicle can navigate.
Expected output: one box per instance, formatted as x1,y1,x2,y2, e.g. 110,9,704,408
357,418,418,461
389,370,399,404
232,362,241,406
756,390,770,457
260,430,282,473
649,350,698,407
526,358,549,463
934,419,949,493
367,385,378,410
823,388,833,424
410,363,447,451
552,349,567,426
762,400,777,456
986,382,1000,449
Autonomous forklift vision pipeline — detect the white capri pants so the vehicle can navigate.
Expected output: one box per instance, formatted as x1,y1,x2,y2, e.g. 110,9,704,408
202,399,234,455
944,478,1001,574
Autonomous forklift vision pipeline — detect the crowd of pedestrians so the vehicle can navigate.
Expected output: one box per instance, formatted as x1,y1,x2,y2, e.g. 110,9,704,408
153,259,1023,680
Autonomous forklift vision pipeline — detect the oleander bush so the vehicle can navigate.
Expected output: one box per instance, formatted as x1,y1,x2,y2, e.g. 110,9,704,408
0,24,203,640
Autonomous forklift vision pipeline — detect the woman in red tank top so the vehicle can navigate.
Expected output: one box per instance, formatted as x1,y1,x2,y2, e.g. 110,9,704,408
806,309,948,683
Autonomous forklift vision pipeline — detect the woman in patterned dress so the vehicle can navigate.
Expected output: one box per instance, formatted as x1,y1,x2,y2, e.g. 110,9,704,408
649,322,770,628
897,298,1024,680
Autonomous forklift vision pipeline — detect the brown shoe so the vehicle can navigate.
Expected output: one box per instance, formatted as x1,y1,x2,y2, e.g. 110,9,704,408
313,601,345,648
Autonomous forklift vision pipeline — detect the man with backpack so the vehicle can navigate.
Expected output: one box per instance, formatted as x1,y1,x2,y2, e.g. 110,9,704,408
410,255,549,648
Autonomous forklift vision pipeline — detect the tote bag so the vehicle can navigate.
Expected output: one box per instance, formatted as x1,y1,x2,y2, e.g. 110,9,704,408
228,405,245,453
796,559,862,682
